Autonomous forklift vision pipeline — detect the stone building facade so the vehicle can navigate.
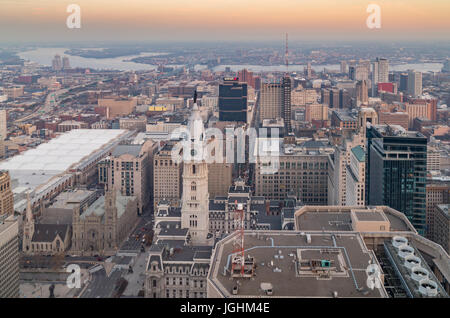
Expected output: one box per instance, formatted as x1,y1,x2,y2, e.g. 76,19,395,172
71,190,138,256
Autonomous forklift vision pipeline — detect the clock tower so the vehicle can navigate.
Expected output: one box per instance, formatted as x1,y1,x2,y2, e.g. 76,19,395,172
181,92,212,245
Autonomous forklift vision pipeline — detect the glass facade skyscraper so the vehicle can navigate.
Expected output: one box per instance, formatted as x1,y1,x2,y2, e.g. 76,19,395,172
218,77,247,122
367,125,427,235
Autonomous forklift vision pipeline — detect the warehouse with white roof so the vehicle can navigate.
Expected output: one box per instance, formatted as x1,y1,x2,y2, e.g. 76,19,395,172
0,129,133,213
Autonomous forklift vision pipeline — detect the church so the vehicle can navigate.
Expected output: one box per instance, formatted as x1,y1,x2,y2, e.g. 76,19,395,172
71,189,138,256
23,195,71,256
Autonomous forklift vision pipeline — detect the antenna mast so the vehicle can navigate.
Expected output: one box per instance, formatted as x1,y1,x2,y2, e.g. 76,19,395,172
285,32,289,74
231,201,245,277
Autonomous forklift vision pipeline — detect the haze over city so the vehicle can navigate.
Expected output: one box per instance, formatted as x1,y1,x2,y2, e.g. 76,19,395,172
1,0,450,42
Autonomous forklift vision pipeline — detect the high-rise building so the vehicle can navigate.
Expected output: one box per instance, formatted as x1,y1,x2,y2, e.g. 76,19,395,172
260,83,283,121
328,132,366,206
52,54,62,71
281,76,292,134
372,58,389,95
407,70,423,97
345,146,366,206
0,215,19,298
405,102,428,128
349,64,369,81
153,142,183,209
430,204,450,254
399,73,409,92
237,69,258,89
340,60,348,74
255,141,331,203
291,88,319,107
218,77,247,122
260,78,291,133
0,109,7,140
62,56,71,70
426,181,450,240
356,80,369,106
305,62,312,78
367,125,427,235
0,171,13,217
99,140,157,214
305,103,328,122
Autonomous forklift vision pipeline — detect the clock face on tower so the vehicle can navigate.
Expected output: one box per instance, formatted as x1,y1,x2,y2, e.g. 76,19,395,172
191,149,196,157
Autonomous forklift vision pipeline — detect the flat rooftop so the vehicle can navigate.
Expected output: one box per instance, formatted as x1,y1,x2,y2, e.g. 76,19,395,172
208,231,388,298
0,129,129,209
295,206,413,233
49,189,96,209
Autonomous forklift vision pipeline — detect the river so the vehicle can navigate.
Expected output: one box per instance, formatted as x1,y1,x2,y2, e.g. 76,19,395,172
17,47,444,73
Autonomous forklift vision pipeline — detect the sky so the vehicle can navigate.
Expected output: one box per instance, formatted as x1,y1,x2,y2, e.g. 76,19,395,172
1,0,449,43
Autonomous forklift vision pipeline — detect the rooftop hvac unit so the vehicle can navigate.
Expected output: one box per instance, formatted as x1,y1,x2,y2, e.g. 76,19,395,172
404,254,421,270
411,266,429,282
392,236,408,249
418,279,438,297
398,245,414,259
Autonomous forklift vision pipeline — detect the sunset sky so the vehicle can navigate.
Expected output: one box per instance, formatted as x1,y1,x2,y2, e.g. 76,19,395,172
1,0,449,42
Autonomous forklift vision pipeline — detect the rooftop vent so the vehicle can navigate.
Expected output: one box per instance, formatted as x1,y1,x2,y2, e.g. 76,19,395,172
392,236,408,249
260,282,273,296
418,279,438,297
411,266,429,282
404,254,421,270
398,245,414,259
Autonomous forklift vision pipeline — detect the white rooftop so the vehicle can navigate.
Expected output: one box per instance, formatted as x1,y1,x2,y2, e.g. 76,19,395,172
0,129,128,206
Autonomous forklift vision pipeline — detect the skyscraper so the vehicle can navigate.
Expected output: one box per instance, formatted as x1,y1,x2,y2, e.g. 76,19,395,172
340,61,348,74
218,77,247,122
407,70,423,97
52,54,62,71
372,58,389,96
260,82,283,121
0,215,19,298
304,62,312,78
281,76,292,134
373,58,389,83
367,125,427,235
62,56,71,70
399,73,409,92
356,80,369,106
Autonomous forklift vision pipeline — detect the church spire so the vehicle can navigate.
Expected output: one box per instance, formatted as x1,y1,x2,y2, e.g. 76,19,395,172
26,191,33,223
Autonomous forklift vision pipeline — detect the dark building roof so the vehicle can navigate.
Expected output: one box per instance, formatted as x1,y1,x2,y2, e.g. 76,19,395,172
301,140,326,148
32,224,70,242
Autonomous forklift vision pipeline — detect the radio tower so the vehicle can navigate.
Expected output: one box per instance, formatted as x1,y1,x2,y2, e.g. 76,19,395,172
231,201,245,277
285,32,289,73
